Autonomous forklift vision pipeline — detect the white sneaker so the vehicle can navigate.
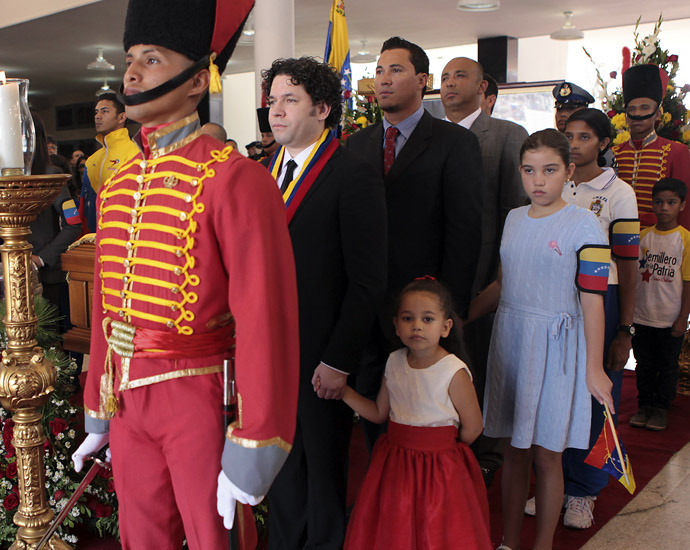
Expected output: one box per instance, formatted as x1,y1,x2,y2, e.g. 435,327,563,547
524,494,567,516
563,495,596,529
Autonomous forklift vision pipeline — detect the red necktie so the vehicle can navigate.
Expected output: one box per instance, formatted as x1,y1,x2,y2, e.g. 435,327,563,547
384,126,399,175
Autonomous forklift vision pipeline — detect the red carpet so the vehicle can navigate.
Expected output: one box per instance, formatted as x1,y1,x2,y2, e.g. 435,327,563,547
484,370,690,550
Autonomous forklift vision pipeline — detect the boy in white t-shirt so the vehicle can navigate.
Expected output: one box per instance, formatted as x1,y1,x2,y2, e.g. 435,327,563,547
631,178,690,431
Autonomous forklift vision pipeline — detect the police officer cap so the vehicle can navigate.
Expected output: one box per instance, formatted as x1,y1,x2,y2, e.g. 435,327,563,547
257,108,272,134
622,64,663,106
552,82,595,107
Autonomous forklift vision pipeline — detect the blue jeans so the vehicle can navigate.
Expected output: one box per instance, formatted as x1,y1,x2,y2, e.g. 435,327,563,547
562,284,623,498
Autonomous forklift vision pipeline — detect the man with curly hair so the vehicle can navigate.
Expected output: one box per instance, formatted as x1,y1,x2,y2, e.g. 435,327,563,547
261,57,387,550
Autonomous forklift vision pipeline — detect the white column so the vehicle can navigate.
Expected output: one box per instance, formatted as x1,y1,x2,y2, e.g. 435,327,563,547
254,0,295,107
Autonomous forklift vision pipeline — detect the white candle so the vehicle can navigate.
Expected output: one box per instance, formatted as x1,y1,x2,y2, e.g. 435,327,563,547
0,71,24,171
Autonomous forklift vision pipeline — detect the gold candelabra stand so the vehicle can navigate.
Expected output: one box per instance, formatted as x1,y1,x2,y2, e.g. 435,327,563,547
0,174,72,550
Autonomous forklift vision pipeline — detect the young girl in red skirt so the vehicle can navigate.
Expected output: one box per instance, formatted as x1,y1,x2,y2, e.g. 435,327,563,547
341,278,492,550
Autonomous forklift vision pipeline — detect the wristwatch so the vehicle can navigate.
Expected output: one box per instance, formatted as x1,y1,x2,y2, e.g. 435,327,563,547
617,324,636,336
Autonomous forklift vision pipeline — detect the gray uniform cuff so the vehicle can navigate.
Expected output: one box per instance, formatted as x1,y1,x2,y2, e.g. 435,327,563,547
84,415,110,434
221,439,289,497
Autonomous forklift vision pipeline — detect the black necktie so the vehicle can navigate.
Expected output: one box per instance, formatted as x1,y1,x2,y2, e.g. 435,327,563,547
280,160,297,193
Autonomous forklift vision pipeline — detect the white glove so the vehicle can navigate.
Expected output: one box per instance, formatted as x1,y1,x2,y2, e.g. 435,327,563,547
216,471,263,530
72,433,110,473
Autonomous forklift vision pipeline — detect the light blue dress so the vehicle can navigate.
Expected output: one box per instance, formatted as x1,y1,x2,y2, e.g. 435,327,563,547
483,204,607,452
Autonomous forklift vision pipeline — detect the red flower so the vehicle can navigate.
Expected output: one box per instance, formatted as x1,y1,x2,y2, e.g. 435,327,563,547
669,54,678,62
3,493,19,510
0,466,4,478
367,95,374,103
98,468,111,479
607,110,618,118
54,490,65,501
95,504,114,518
84,494,99,510
609,71,617,79
5,444,15,458
49,418,68,436
6,462,17,479
343,89,351,100
107,479,116,493
622,47,631,73
12,484,19,495
674,119,682,127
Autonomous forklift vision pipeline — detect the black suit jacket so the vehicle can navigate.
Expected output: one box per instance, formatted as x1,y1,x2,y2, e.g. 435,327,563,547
287,144,387,381
346,109,483,328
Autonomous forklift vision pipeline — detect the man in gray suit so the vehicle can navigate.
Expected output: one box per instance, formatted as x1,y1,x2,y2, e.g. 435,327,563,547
441,56,528,485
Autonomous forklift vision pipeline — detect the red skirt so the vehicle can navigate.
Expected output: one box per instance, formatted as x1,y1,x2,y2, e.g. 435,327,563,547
344,421,492,550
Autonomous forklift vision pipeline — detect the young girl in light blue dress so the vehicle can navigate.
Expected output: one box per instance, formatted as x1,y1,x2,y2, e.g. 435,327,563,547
469,129,615,550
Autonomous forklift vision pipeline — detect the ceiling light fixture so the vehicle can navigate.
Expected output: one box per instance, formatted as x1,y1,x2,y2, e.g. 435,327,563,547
351,40,376,64
238,11,255,45
96,79,111,97
550,11,584,41
457,1,500,12
87,48,115,71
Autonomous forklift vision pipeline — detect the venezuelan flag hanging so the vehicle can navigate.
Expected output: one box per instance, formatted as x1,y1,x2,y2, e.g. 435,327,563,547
324,0,352,100
585,409,636,494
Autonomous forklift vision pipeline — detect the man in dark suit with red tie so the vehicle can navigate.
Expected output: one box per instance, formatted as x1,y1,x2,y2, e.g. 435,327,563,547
262,56,387,550
346,36,484,447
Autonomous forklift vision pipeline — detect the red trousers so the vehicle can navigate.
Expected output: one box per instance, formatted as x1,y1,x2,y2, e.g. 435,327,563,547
110,373,256,549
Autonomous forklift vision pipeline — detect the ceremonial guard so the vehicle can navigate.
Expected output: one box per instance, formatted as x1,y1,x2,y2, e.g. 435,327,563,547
72,1,300,549
613,64,690,229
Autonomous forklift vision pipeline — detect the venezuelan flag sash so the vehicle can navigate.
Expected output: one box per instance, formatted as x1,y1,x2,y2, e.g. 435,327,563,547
269,129,339,224
576,245,610,294
609,218,640,259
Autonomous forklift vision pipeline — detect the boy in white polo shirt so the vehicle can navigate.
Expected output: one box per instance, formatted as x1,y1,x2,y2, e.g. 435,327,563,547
631,177,690,431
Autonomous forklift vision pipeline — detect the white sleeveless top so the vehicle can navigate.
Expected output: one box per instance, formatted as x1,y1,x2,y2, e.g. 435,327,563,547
386,348,472,428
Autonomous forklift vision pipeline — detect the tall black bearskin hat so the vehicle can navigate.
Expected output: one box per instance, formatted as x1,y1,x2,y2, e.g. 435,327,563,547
622,64,663,107
121,0,254,105
256,107,271,133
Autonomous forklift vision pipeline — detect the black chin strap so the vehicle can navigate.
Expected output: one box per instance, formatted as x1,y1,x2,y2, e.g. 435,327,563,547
117,55,210,106
626,111,656,121
263,140,276,149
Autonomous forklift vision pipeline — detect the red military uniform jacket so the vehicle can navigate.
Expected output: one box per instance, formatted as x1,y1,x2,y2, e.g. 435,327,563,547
613,132,690,229
83,113,300,496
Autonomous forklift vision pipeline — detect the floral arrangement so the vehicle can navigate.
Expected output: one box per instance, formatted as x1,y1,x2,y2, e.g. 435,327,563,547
341,89,382,140
585,14,690,147
0,297,119,547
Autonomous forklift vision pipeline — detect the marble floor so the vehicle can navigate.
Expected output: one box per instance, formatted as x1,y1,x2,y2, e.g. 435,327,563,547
581,440,690,549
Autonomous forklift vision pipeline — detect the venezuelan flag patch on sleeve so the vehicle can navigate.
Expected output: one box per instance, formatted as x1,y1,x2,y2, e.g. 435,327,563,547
62,199,81,226
609,218,640,259
576,245,610,294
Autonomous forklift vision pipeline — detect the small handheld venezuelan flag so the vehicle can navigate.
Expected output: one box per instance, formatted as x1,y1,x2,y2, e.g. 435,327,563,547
576,245,610,295
585,406,636,494
609,218,640,259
